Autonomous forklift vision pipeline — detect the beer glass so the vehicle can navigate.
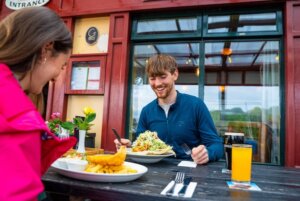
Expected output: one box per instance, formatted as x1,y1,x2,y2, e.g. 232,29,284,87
231,144,252,185
224,132,244,170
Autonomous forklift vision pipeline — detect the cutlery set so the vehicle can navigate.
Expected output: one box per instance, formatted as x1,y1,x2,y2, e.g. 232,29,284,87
178,177,192,196
165,172,192,197
164,144,194,197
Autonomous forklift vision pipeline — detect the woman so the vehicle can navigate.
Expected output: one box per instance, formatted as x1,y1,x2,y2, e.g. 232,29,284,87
0,7,76,201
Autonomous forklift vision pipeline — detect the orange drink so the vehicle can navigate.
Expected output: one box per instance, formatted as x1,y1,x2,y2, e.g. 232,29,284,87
231,144,252,184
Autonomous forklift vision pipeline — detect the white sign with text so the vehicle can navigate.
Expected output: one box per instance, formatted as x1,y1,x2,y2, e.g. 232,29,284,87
6,0,50,10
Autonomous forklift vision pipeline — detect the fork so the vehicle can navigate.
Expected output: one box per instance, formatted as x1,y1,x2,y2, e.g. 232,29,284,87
166,172,185,196
181,143,192,155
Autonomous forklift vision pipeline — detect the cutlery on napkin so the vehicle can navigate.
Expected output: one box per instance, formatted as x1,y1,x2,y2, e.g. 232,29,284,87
161,178,197,197
178,177,192,196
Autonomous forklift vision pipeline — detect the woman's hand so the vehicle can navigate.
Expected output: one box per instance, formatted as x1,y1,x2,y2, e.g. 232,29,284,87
191,145,209,164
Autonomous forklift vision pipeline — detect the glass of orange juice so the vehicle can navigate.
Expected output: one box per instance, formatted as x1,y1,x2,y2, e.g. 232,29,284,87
231,144,252,185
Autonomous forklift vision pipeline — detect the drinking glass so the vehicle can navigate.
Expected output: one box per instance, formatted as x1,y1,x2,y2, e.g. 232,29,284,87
231,144,252,185
224,132,244,170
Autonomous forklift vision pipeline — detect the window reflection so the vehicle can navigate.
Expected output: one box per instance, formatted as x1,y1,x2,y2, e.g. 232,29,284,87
137,17,197,34
207,12,277,33
204,40,280,164
205,41,279,70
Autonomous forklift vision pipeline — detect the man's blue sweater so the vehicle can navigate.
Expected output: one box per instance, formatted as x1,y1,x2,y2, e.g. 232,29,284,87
137,91,224,161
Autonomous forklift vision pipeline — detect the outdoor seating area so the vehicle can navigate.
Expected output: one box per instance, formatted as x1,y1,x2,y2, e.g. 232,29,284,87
1,0,300,201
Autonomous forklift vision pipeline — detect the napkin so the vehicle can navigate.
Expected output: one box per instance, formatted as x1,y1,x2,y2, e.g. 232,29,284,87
178,160,197,168
161,180,197,197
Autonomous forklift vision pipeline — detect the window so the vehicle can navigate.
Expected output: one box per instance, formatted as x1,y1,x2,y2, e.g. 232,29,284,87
132,14,201,40
203,11,282,37
129,9,283,165
204,40,281,164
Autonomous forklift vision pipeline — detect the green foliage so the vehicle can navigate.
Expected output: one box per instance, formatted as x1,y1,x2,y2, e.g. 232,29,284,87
47,112,74,135
73,107,96,130
209,106,279,140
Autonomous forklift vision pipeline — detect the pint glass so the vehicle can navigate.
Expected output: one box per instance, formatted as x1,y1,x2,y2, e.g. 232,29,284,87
231,144,252,184
224,132,244,170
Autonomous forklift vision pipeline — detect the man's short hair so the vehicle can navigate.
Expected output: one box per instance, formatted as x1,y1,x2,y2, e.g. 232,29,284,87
146,54,177,77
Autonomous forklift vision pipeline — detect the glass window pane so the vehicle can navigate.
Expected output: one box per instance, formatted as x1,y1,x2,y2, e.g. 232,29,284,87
70,61,100,90
204,40,281,165
129,43,200,140
137,17,197,35
207,12,277,34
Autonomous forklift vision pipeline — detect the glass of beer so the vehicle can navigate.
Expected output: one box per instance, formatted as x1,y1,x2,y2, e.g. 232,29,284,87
224,132,244,170
231,144,252,185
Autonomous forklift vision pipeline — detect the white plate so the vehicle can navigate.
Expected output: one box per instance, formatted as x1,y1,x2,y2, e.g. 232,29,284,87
51,160,148,182
126,149,174,163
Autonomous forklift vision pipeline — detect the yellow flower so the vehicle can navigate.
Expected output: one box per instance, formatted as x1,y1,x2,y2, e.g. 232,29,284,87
83,107,95,116
74,107,96,130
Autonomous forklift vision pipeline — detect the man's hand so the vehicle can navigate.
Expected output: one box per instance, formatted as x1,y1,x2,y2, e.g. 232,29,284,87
113,138,132,149
191,145,209,164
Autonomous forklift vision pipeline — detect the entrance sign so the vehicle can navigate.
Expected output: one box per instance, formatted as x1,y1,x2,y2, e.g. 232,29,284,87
5,0,50,10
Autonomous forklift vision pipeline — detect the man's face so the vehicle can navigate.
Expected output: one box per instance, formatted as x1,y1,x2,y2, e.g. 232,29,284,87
148,70,178,100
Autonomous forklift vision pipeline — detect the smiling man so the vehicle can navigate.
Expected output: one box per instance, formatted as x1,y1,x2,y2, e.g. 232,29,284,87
116,54,224,164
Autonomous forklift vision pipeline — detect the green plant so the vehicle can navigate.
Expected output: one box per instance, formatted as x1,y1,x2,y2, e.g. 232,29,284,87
73,107,96,130
46,112,74,135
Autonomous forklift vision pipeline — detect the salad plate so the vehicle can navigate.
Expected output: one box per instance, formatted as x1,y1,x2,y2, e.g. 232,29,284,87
51,160,148,182
128,131,175,163
126,148,174,163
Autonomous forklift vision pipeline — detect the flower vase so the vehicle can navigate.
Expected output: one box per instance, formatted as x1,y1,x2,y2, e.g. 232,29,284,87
77,130,86,153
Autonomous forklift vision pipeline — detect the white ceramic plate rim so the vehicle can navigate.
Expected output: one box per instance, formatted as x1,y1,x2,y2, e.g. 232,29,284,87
127,152,174,158
51,161,148,182
126,148,174,158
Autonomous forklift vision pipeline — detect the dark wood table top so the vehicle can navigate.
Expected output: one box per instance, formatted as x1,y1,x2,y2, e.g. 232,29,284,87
42,158,300,201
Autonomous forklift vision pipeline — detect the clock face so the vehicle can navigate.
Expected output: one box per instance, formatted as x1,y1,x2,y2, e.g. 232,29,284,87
86,27,99,45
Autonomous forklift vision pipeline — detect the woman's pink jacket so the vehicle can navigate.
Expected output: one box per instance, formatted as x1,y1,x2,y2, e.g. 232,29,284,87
0,63,76,201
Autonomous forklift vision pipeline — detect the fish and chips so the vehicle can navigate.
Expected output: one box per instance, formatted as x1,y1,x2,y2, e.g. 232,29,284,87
60,146,137,174
85,146,137,174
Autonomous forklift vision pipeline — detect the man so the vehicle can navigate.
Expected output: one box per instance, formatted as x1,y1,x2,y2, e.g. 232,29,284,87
115,54,223,164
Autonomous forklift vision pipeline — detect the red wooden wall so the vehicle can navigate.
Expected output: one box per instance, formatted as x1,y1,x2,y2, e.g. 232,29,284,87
285,1,300,168
53,0,278,17
101,13,130,151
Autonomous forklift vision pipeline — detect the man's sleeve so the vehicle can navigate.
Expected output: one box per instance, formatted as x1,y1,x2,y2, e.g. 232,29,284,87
136,107,147,137
197,101,224,161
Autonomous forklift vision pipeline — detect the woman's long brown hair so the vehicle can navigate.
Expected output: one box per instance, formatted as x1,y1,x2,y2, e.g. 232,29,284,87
0,6,72,77
0,7,72,114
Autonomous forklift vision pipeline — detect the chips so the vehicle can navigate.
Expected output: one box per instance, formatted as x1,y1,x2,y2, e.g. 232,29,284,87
85,146,137,174
85,163,137,174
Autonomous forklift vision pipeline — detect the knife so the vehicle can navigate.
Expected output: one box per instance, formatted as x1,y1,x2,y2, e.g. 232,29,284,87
178,177,192,197
112,128,122,144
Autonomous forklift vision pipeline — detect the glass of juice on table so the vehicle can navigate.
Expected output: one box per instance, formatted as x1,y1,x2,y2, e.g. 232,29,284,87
231,144,252,186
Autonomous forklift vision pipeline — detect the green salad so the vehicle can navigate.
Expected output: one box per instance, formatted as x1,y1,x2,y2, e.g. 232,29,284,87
132,130,172,152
